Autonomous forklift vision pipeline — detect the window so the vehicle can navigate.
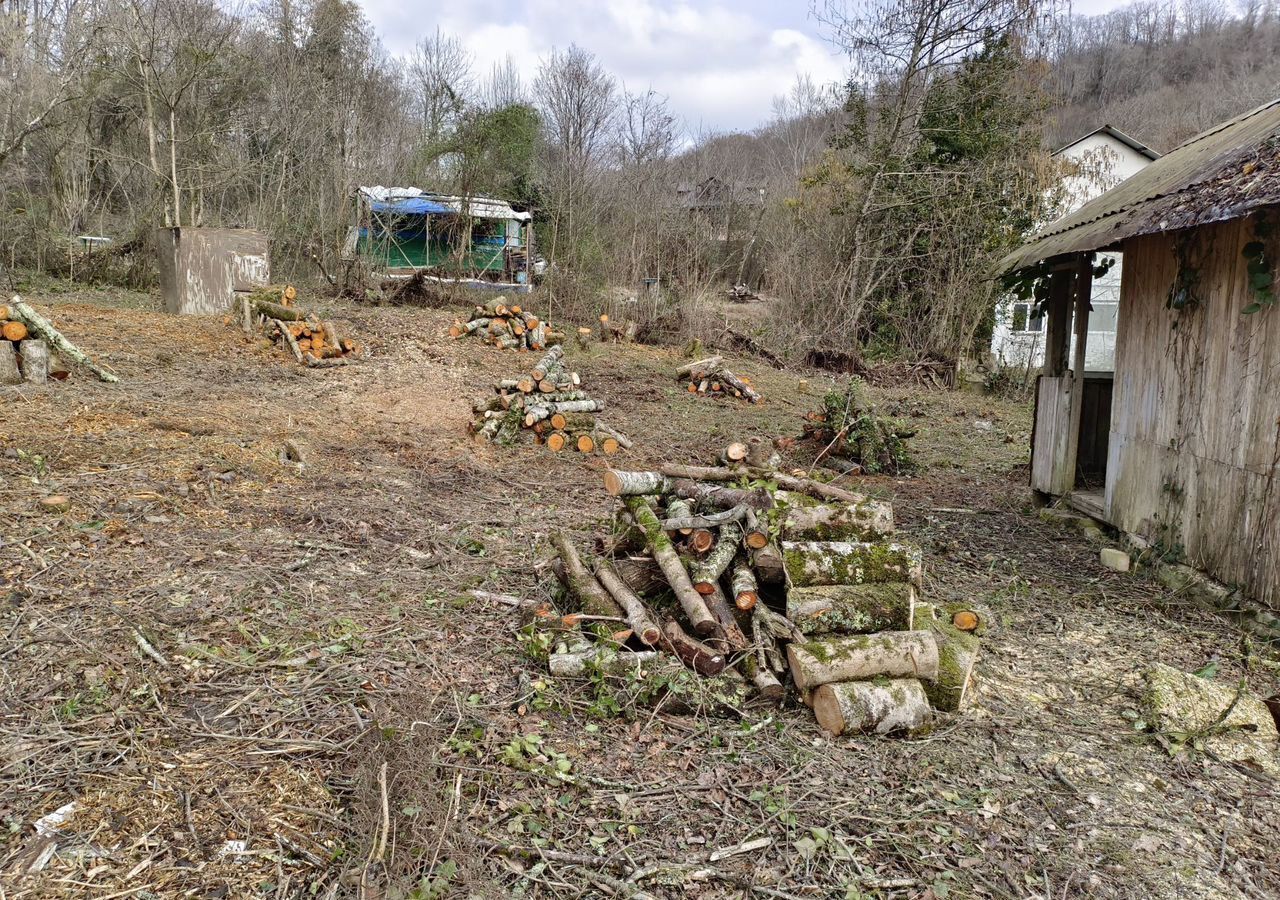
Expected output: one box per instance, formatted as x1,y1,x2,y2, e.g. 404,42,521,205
1011,303,1042,333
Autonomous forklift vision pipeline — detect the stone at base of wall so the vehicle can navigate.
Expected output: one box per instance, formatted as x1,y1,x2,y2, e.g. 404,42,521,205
1100,548,1130,572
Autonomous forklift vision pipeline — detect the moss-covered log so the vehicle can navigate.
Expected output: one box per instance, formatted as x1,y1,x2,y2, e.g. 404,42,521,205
549,647,660,677
689,522,742,595
774,490,894,542
787,631,939,692
812,678,932,736
594,559,662,646
1142,663,1279,764
786,583,916,635
730,558,759,611
625,497,717,636
551,532,624,619
782,540,923,588
911,615,979,712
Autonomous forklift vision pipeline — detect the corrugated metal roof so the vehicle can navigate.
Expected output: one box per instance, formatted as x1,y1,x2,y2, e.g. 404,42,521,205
357,187,532,221
1000,99,1280,273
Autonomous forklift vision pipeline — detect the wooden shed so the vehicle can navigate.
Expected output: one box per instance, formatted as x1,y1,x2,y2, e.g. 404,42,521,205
1000,99,1280,609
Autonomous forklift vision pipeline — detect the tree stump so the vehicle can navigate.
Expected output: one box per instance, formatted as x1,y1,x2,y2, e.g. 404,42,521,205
20,339,49,384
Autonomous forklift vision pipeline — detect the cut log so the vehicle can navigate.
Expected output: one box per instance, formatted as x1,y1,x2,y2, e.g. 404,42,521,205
274,319,304,363
741,655,785,703
2,321,28,342
665,498,694,535
9,296,117,383
659,504,747,532
659,464,865,505
787,631,939,692
750,541,786,585
604,470,671,497
625,497,717,637
703,582,749,652
723,441,748,462
730,558,759,611
742,507,770,550
775,490,895,542
786,583,917,635
676,355,723,378
600,437,620,455
690,522,742,594
547,432,567,452
0,341,20,385
19,339,49,384
937,601,994,636
670,479,773,511
593,559,662,646
689,529,715,553
551,532,625,619
609,553,670,597
717,367,760,403
781,540,923,588
550,647,659,677
812,679,933,736
576,434,595,453
912,616,980,712
594,423,632,450
252,298,305,321
1141,663,1279,765
575,326,593,349
658,619,725,675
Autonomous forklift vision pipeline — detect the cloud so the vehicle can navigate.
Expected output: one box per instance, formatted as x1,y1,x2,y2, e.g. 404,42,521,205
359,0,848,133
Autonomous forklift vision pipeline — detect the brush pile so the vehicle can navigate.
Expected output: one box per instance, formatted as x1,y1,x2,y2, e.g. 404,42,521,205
236,285,363,368
802,378,915,475
676,355,760,403
1,295,118,385
471,345,631,455
544,449,986,734
450,298,565,351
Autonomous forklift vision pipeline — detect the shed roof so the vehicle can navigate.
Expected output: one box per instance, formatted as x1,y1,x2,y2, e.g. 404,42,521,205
357,187,531,221
1000,99,1280,273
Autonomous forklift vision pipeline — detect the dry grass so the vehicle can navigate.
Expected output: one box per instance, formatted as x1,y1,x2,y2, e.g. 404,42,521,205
0,281,1275,899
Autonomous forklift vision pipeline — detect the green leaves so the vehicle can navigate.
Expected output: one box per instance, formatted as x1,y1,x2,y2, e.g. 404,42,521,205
1241,221,1275,315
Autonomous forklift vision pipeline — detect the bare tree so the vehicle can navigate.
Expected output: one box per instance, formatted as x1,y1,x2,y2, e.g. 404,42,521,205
406,28,473,147
481,54,526,110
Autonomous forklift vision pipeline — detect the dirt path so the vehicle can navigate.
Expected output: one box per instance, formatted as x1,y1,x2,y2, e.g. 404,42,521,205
0,285,1275,899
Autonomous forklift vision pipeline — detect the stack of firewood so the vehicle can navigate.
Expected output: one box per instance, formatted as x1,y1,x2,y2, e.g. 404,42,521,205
1,296,118,385
450,298,565,351
235,285,363,368
545,448,985,735
676,355,760,403
470,345,631,454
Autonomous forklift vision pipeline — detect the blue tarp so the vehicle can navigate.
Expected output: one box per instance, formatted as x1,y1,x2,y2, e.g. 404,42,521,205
370,197,455,216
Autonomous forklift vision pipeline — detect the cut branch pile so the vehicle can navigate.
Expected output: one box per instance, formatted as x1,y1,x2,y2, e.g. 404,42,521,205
676,355,760,403
236,285,363,368
470,345,631,455
2,295,117,385
541,447,985,734
802,377,915,475
450,297,564,351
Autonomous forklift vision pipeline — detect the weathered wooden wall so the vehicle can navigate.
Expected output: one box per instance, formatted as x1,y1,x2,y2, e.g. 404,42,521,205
156,228,270,315
1107,215,1280,608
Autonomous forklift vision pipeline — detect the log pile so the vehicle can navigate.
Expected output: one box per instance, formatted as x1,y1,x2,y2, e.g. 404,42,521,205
236,285,363,368
676,355,760,403
2,295,117,385
450,298,565,351
542,449,985,734
470,345,631,455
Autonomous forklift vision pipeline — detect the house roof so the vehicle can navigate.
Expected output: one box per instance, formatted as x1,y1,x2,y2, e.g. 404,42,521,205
1054,125,1161,162
1000,99,1280,273
357,187,531,221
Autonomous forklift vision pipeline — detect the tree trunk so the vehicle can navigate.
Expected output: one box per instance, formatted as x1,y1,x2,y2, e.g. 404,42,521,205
751,541,786,584
253,298,305,321
730,558,758,611
550,647,659,677
274,319,304,363
775,490,894,542
659,619,725,675
593,559,662,646
10,297,117,382
0,342,20,385
604,470,671,496
551,532,624,619
703,582,749,652
689,522,742,594
625,497,717,636
787,583,917,635
787,630,939,692
812,679,933,736
676,355,722,378
781,540,923,588
609,553,669,598
20,339,49,384
659,464,865,505
912,617,980,712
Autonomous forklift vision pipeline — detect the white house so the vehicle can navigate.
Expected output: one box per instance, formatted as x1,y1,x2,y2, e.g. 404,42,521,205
991,126,1160,371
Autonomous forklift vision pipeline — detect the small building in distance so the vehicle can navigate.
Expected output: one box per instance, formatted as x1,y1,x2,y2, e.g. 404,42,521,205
1000,99,1280,613
350,187,534,293
992,126,1160,371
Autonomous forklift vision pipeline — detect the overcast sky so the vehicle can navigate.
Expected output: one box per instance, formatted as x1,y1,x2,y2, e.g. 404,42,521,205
360,0,1132,134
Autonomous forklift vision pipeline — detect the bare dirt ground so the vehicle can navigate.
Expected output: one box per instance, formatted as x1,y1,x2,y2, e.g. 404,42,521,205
1,281,1277,900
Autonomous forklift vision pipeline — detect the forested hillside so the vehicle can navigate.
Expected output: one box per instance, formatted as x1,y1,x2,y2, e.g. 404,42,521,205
1048,0,1280,152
